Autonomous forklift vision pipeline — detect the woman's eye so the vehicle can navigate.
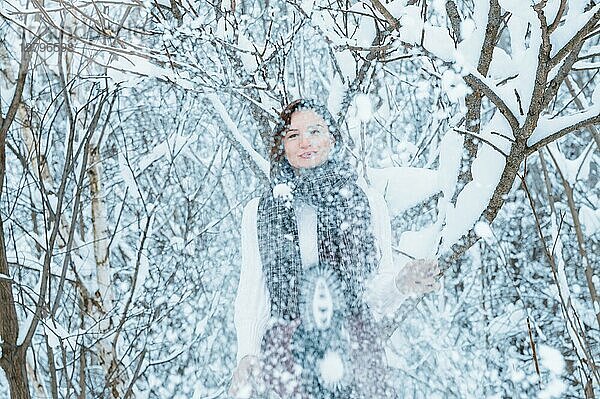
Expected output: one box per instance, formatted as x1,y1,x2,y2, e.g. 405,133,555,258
309,129,320,135
287,133,298,139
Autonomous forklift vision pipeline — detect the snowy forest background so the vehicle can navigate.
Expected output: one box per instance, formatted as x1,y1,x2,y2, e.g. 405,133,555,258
0,0,599,398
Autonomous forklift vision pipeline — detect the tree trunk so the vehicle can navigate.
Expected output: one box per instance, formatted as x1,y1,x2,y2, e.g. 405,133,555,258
0,216,31,399
0,31,33,399
2,352,31,399
88,142,130,399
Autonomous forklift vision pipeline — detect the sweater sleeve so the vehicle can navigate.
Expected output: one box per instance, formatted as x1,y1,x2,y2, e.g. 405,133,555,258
234,197,271,364
362,185,408,319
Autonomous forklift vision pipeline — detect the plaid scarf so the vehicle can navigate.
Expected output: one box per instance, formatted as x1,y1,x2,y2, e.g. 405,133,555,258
256,156,378,321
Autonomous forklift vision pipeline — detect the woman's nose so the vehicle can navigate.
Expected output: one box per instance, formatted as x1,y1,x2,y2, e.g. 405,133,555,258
299,133,312,148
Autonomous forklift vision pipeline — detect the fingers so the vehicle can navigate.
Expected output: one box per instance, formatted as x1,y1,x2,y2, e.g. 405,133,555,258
405,259,441,295
410,282,436,295
396,258,443,296
416,275,441,295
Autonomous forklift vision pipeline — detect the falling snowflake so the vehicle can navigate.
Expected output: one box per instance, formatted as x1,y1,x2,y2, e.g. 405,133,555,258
318,350,345,386
273,183,293,200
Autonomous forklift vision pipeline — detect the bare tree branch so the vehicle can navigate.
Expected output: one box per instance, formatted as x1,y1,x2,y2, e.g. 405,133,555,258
549,7,600,69
463,73,520,131
526,113,600,155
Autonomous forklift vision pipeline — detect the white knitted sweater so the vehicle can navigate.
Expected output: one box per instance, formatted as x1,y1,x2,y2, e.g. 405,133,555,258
234,178,405,363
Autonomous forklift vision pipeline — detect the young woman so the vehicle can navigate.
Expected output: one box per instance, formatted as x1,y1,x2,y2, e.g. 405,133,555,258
229,99,439,398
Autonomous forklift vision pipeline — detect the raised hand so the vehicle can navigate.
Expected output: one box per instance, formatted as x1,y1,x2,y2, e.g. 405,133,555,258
395,258,441,297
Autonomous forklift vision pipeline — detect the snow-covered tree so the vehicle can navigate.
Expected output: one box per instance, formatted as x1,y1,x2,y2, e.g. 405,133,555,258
0,0,598,397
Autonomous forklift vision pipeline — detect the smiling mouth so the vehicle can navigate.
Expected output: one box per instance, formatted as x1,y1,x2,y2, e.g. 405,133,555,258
300,151,316,159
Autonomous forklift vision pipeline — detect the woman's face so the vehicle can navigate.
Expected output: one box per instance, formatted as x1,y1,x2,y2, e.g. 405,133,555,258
282,110,335,170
